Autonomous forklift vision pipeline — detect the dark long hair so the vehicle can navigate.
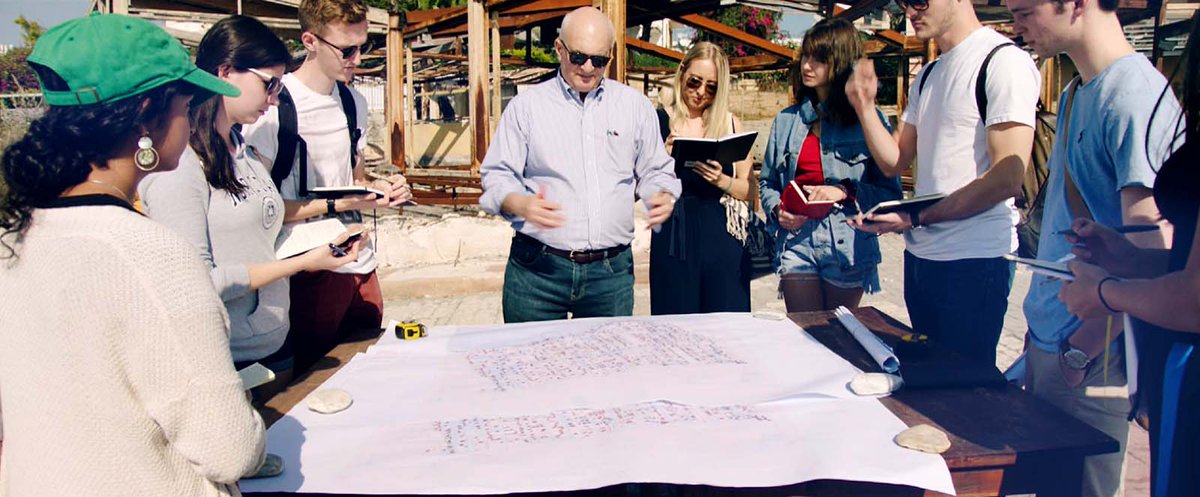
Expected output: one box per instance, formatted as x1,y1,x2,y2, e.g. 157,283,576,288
1145,10,1198,171
792,18,863,126
191,15,289,196
0,65,192,258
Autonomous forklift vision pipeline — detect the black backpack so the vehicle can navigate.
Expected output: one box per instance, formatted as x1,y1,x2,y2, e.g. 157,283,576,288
269,82,362,197
918,43,1055,258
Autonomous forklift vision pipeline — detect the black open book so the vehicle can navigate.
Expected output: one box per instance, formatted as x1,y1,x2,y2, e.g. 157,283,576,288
671,131,758,176
863,193,946,217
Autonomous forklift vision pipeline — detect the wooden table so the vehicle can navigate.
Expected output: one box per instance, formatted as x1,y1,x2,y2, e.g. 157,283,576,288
249,307,1117,497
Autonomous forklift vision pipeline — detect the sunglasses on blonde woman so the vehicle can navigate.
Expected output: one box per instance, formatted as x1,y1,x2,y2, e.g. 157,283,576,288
685,75,718,96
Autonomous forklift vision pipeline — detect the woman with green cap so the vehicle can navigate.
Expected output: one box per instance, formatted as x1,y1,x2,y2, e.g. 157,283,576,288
0,13,266,496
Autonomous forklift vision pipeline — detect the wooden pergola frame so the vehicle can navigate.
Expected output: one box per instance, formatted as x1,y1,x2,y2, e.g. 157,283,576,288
90,0,1184,205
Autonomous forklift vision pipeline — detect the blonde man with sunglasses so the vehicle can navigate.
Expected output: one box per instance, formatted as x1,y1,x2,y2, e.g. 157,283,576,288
480,7,681,323
244,0,411,373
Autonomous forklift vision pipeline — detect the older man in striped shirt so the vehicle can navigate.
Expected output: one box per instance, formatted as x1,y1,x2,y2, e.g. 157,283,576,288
480,7,681,323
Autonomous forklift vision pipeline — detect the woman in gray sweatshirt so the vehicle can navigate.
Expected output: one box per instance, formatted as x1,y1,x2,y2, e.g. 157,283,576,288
139,15,362,398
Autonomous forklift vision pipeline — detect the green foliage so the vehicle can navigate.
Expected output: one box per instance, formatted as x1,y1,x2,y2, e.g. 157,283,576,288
0,47,38,96
628,51,677,70
693,6,783,58
14,16,44,48
501,46,556,65
364,0,466,11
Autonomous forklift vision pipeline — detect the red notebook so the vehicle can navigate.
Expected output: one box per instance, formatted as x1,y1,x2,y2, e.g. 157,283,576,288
780,180,836,218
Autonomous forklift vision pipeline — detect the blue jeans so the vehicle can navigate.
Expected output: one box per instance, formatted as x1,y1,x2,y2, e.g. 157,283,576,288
502,236,635,323
903,251,1014,366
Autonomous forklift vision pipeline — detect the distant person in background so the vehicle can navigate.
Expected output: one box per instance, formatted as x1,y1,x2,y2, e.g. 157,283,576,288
480,6,679,323
0,13,264,495
650,41,752,315
1058,11,1200,497
139,15,363,399
759,19,901,312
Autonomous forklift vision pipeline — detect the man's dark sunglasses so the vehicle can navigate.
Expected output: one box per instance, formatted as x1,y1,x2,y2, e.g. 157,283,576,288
894,0,930,11
560,40,611,68
312,32,374,60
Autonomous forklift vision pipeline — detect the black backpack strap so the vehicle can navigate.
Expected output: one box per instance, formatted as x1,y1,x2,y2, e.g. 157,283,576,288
272,86,307,195
975,42,1018,124
337,82,361,173
918,59,939,95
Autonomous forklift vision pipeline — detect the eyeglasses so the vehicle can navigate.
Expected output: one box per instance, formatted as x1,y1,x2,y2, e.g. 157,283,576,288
559,40,611,68
894,0,930,12
685,75,718,96
311,32,373,60
245,67,284,96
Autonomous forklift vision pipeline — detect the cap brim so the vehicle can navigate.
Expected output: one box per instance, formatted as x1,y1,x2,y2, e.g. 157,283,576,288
181,67,241,100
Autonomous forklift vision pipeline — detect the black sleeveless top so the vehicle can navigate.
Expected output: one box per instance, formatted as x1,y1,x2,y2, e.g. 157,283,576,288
1154,140,1198,274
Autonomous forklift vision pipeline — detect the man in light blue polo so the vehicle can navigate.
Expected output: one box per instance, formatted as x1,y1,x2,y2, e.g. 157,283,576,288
480,6,680,323
1008,0,1179,494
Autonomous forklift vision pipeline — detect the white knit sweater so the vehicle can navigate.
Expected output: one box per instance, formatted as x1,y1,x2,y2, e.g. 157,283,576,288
0,201,266,496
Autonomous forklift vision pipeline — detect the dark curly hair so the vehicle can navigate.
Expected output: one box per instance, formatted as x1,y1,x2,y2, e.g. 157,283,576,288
191,15,290,196
0,64,194,259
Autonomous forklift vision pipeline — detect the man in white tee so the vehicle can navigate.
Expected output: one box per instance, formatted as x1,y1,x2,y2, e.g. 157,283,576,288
244,0,411,371
846,0,1040,366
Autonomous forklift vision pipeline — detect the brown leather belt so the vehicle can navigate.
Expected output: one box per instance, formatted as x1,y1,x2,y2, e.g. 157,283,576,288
514,232,629,264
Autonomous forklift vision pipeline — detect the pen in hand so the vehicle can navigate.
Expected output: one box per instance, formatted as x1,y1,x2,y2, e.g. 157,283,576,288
1056,224,1160,236
329,243,348,257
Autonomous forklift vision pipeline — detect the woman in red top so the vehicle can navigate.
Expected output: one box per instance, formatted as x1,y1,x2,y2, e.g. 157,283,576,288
759,19,902,312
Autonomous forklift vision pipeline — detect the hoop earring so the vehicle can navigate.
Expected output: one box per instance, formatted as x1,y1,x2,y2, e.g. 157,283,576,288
135,134,160,172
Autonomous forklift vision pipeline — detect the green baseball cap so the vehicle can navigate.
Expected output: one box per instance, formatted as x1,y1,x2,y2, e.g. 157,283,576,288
28,12,240,106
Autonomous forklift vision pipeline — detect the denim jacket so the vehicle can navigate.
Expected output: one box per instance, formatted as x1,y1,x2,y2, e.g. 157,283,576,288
759,99,902,269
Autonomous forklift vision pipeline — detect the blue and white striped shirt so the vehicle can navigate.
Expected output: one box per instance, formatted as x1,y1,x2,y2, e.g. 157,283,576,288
480,73,681,251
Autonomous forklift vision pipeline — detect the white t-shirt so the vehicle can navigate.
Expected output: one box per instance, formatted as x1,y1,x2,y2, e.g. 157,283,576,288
244,73,376,274
900,27,1041,261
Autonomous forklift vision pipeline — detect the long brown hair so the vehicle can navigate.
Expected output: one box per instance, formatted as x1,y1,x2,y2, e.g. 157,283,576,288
791,18,863,126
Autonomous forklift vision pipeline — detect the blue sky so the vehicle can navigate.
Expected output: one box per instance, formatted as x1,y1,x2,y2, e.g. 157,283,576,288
1,0,91,46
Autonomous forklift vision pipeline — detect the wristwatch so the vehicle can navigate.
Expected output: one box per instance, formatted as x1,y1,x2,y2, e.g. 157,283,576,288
326,198,337,216
909,209,922,228
1060,341,1093,370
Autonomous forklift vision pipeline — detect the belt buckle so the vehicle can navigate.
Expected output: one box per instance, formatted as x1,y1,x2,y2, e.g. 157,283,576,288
568,250,582,263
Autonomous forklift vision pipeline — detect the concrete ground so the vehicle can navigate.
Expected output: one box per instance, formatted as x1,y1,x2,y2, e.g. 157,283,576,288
375,215,1150,496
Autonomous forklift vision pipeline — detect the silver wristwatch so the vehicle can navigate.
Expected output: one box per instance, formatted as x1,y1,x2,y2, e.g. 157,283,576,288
1060,342,1093,370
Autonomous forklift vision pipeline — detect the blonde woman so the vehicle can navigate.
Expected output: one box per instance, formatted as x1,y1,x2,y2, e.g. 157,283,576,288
650,41,753,315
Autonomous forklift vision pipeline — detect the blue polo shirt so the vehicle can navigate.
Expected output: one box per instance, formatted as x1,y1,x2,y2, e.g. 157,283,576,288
1024,54,1182,352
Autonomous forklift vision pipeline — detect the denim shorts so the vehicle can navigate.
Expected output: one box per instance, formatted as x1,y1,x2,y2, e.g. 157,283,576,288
776,219,880,293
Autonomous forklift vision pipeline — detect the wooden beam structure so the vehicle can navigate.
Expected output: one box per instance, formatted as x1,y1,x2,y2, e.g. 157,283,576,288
626,37,683,62
387,11,405,171
596,0,627,82
467,0,490,174
674,14,795,61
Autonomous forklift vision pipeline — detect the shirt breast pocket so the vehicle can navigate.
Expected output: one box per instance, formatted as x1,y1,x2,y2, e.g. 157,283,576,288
602,127,638,176
827,139,871,179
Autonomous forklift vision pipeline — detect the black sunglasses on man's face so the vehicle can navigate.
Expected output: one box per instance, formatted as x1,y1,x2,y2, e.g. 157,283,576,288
559,40,611,68
312,32,374,60
895,0,930,12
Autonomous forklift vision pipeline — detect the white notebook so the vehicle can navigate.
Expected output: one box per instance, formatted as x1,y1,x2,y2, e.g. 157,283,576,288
274,218,347,259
